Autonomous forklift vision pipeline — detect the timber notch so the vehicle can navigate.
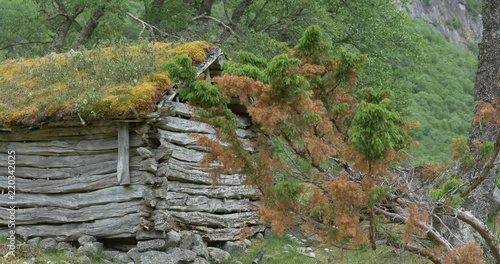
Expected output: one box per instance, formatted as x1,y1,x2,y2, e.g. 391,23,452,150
0,42,264,249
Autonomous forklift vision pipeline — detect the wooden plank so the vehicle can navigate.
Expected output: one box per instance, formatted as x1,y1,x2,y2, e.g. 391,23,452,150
0,201,144,224
0,171,144,194
0,185,145,209
16,213,142,241
117,122,130,185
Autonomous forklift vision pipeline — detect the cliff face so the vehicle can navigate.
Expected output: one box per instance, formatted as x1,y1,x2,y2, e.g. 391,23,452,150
408,0,482,48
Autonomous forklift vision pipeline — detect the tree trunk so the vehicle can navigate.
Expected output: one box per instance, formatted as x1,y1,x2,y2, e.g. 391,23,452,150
219,0,254,43
46,7,85,54
461,0,500,224
199,0,216,15
73,6,106,49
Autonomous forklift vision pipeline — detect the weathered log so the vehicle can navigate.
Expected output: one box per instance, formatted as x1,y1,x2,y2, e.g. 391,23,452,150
0,171,145,193
16,213,142,241
0,185,145,209
156,192,260,213
252,248,266,264
156,117,215,134
168,181,260,199
0,125,118,141
168,102,193,118
0,135,142,156
159,129,211,146
163,142,205,163
0,201,144,224
189,225,266,242
169,211,261,228
0,159,139,180
236,128,255,139
158,159,245,186
0,153,142,169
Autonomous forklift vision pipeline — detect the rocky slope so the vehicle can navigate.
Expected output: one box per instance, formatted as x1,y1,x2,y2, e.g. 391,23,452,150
408,0,482,48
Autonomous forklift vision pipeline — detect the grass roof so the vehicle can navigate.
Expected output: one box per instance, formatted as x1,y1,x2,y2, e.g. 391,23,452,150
0,41,213,127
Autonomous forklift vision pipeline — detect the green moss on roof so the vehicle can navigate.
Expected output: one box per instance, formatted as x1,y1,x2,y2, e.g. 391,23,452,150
0,41,214,127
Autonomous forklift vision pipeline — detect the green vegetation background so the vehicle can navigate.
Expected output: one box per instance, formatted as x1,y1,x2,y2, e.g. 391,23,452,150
0,0,478,165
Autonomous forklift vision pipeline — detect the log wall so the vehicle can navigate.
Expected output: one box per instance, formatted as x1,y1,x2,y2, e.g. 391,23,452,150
141,101,264,241
0,121,147,241
0,100,264,244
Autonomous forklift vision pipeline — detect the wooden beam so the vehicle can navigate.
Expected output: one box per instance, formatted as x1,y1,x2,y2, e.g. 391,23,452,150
117,122,130,185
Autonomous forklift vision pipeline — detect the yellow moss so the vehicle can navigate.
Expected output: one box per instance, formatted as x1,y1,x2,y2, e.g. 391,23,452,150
170,41,213,63
0,63,21,79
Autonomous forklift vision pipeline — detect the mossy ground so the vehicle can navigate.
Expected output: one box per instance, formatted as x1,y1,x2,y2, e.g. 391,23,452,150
0,41,213,127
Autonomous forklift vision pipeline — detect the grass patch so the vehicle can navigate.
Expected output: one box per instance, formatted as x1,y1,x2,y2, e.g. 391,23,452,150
231,234,431,264
0,41,213,127
0,237,119,264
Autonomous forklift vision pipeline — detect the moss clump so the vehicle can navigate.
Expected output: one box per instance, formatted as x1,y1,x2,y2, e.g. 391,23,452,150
170,41,213,63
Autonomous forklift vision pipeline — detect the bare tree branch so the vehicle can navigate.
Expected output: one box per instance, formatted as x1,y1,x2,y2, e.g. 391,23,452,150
248,0,269,29
0,41,52,51
222,0,233,25
375,206,454,251
192,13,242,40
455,209,500,262
126,12,177,41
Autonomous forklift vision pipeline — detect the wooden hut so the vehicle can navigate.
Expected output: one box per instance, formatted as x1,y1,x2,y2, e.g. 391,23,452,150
0,42,264,246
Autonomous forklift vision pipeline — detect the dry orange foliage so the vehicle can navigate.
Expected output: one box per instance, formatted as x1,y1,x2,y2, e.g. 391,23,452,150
473,98,500,126
421,163,449,179
239,223,250,241
322,179,368,244
403,204,429,243
196,135,245,186
259,206,293,236
443,243,485,264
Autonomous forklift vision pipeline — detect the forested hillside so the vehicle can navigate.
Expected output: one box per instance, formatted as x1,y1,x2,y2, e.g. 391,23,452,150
406,20,477,164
